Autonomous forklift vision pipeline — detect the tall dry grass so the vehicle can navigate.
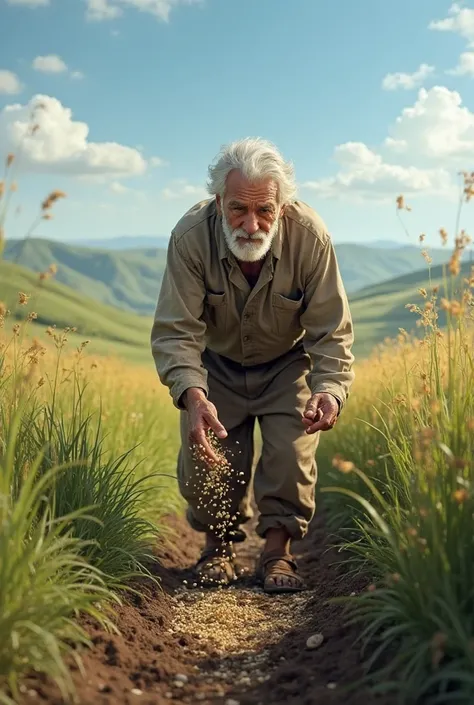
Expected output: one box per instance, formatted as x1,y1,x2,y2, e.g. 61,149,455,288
319,175,474,703
1,145,182,703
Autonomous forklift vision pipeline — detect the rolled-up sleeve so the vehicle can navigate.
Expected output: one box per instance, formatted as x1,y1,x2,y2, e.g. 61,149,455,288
300,236,355,410
150,232,208,409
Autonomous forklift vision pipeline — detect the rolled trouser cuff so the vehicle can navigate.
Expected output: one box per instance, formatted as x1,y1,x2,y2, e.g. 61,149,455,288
256,513,311,541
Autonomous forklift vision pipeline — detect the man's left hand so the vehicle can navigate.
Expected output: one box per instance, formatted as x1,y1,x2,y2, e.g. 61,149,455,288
302,393,339,434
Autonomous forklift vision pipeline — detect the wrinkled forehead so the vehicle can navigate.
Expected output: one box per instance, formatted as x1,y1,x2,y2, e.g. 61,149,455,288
224,169,279,206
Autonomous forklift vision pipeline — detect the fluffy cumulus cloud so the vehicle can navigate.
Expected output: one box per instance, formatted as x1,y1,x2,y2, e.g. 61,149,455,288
0,70,23,95
162,179,207,200
385,86,474,162
429,3,474,46
382,63,434,91
446,51,474,76
86,0,202,22
0,95,148,178
32,55,68,73
302,143,451,203
302,85,474,202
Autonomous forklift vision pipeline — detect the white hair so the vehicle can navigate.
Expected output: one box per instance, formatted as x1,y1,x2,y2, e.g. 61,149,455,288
206,137,297,204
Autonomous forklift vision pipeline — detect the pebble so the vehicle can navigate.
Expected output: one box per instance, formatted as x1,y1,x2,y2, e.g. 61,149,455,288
98,683,112,693
27,691,37,698
131,689,143,695
175,674,188,684
173,681,185,688
226,700,240,705
306,633,324,650
327,682,337,689
195,695,206,701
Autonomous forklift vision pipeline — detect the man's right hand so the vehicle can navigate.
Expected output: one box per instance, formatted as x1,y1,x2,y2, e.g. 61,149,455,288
183,388,228,464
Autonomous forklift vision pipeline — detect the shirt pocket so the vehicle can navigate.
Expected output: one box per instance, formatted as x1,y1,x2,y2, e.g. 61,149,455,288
272,292,304,336
203,291,228,331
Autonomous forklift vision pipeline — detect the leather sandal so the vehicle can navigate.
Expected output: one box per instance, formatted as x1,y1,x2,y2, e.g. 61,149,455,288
257,549,306,594
194,544,237,587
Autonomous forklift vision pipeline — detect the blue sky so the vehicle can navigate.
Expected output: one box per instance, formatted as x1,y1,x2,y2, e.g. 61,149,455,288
1,0,474,247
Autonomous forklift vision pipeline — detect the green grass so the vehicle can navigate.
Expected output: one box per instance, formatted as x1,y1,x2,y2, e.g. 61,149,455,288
317,235,474,702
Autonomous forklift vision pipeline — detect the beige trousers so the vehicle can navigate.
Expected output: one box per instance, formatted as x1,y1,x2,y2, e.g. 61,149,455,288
177,343,320,541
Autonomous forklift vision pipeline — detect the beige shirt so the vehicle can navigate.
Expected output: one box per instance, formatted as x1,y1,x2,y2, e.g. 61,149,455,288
151,198,355,409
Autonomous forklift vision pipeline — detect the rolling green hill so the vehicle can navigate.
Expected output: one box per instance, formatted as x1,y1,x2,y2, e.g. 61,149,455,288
3,238,167,316
3,238,453,317
0,260,154,365
349,258,474,357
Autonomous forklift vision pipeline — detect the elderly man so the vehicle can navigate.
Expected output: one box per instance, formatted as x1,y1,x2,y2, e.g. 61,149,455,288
151,137,354,594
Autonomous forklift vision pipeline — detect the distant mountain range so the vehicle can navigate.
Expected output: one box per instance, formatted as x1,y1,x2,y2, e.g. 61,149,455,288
68,235,411,251
70,235,171,250
2,236,461,317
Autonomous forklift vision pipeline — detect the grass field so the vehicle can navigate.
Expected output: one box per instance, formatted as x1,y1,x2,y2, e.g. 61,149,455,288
316,210,474,701
1,148,474,704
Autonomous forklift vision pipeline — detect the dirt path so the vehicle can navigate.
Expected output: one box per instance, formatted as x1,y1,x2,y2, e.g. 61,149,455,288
19,512,394,705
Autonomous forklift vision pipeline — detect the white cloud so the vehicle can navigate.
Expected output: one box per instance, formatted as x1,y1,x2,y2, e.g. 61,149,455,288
33,55,68,73
0,70,23,95
385,86,474,162
32,56,85,80
162,179,207,200
429,3,474,46
301,85,474,202
302,143,452,203
86,0,202,22
150,155,167,167
0,95,147,178
109,181,146,201
86,0,123,20
6,0,49,6
382,63,434,91
446,51,474,76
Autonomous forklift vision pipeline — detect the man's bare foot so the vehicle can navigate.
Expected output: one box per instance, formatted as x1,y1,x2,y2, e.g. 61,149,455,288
259,528,305,593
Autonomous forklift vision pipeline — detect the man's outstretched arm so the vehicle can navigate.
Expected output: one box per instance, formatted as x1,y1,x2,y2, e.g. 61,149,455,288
150,233,227,461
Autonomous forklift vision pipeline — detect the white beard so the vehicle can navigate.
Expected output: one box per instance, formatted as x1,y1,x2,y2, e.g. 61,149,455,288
222,213,279,263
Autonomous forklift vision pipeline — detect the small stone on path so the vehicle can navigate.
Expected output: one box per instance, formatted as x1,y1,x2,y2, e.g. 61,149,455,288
175,674,188,683
131,688,143,695
306,633,324,649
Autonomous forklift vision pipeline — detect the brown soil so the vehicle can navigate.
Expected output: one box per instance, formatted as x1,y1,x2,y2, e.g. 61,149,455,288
17,513,394,705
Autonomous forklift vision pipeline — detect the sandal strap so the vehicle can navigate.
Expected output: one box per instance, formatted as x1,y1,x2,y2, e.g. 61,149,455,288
259,550,298,572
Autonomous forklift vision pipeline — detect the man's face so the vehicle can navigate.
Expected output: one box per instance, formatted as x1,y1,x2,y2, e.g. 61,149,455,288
217,170,285,263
